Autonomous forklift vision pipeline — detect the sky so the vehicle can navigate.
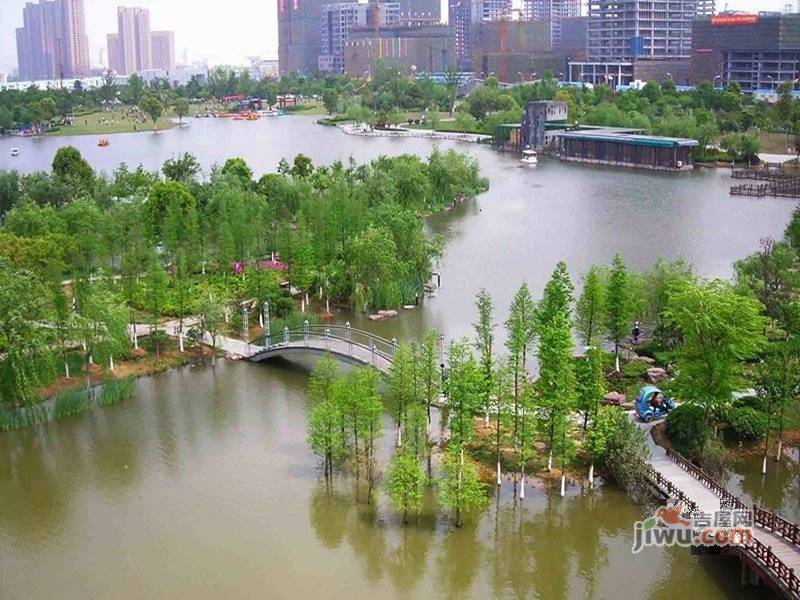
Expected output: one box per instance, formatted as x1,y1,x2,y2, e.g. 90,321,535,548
0,0,790,75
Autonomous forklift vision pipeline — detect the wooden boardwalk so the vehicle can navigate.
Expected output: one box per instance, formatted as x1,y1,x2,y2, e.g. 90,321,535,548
643,423,800,598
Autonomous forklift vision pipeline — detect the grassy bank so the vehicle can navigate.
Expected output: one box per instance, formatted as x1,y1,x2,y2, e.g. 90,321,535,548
47,108,181,137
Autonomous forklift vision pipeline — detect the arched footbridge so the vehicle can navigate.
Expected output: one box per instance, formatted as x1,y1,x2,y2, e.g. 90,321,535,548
249,324,397,374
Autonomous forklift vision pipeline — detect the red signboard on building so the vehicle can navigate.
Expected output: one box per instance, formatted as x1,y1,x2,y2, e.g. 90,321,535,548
710,14,759,26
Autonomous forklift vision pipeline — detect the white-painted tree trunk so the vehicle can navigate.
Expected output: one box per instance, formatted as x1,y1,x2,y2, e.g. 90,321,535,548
484,409,489,428
88,354,93,365
396,424,402,447
82,341,87,351
776,439,783,461
64,362,70,378
133,332,138,350
109,356,114,371
615,354,620,373
496,462,502,486
301,299,305,313
519,474,525,499
305,292,309,308
224,308,229,323
589,463,594,488
179,331,184,353
326,297,330,314
547,452,552,472
259,312,263,328
560,475,566,497
762,455,768,475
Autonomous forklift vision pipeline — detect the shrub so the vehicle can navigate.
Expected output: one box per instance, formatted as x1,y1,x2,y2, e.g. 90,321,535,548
726,406,768,441
621,361,648,381
697,437,729,481
603,409,651,500
665,404,708,456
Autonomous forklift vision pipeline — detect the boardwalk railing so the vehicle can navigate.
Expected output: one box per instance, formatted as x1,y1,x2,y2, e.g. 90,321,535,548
751,538,800,597
662,446,800,598
755,506,800,549
665,448,747,510
644,462,698,513
252,324,397,367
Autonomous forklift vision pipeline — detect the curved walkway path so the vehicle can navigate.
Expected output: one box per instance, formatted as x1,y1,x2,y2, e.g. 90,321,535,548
641,421,800,598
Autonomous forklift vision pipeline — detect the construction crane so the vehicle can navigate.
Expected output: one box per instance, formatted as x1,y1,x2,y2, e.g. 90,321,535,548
371,0,382,60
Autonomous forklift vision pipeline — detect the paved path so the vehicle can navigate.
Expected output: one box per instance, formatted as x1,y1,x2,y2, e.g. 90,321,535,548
130,319,264,359
642,421,800,596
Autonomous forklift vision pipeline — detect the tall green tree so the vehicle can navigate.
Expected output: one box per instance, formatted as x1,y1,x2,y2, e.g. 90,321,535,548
473,288,495,427
576,347,607,487
664,279,766,433
385,448,425,524
575,266,605,347
605,254,633,368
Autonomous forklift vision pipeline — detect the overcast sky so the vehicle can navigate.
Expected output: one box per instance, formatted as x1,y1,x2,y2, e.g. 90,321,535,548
0,0,789,75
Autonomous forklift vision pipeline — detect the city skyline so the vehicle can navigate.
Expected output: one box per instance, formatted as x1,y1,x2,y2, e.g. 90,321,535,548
0,0,791,76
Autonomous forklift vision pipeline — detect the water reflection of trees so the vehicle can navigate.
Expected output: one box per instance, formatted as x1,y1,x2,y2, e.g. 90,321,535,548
731,455,800,521
307,475,646,599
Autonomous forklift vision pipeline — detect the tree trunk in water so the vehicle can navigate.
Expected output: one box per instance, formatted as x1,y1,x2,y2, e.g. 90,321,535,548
762,455,768,475
519,470,525,499
589,463,594,488
456,448,464,528
776,438,782,461
547,452,552,472
560,474,566,497
179,330,184,353
497,461,502,486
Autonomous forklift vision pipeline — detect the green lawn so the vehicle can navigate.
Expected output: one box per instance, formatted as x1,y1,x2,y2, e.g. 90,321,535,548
47,108,180,136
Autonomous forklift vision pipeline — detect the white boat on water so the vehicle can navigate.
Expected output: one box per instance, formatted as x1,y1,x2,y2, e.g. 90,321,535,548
10,147,20,157
521,149,538,165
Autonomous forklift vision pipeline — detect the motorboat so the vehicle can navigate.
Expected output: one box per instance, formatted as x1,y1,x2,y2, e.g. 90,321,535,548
10,147,19,157
97,138,110,147
521,149,538,165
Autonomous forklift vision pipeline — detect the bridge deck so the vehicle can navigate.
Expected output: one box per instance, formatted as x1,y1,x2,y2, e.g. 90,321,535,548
249,337,393,373
644,423,800,597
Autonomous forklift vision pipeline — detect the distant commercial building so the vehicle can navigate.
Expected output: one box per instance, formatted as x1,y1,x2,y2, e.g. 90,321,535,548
15,0,90,81
108,8,174,76
343,25,456,76
522,0,580,50
696,0,715,16
150,30,175,72
556,130,698,170
449,0,512,66
556,16,587,57
116,6,151,74
250,58,280,80
106,33,119,73
691,13,800,92
396,0,440,25
279,0,325,75
319,1,400,74
570,0,700,86
469,21,551,81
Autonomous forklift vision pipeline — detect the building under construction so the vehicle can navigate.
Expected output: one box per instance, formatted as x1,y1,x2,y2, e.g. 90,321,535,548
343,25,456,76
691,12,800,91
569,0,710,85
522,0,581,49
469,20,551,81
